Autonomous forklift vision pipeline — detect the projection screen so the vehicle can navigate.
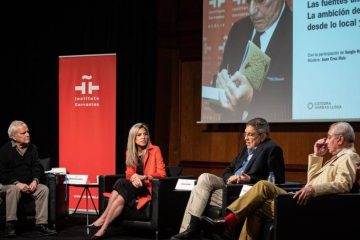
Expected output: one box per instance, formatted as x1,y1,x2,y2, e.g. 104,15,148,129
201,0,360,123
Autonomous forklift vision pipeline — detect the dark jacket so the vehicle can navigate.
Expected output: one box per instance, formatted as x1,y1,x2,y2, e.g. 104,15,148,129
222,138,285,184
0,142,43,184
215,4,293,121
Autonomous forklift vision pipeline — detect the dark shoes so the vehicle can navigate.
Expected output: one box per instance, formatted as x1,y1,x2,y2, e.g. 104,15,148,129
171,215,201,240
201,216,226,229
170,227,200,240
201,216,236,240
34,224,57,236
5,222,16,238
90,230,108,240
4,222,56,238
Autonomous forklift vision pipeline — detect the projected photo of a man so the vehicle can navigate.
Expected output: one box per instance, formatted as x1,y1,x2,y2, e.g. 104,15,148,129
202,0,293,123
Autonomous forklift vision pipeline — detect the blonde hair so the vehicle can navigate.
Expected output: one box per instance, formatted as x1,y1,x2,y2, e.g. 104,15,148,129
126,123,150,167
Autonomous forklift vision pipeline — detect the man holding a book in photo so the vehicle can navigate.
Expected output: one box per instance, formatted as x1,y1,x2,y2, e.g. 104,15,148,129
211,0,292,122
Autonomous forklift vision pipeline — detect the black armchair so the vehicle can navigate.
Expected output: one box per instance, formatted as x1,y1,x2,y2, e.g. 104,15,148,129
274,192,360,240
98,166,192,239
204,183,360,240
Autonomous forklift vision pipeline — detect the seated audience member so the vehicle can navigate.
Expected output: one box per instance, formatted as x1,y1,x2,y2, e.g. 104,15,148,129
87,123,166,239
202,121,360,240
170,117,285,240
0,120,57,238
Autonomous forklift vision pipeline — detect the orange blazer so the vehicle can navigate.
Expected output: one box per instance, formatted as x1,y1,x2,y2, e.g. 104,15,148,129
125,143,166,209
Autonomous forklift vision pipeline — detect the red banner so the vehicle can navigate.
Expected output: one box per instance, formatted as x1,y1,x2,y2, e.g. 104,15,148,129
59,54,116,212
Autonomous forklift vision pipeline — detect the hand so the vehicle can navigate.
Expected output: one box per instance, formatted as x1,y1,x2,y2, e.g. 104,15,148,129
314,138,327,156
215,69,231,89
226,175,239,184
238,173,251,183
16,182,30,193
293,185,315,205
219,71,253,112
139,175,152,181
130,174,143,188
29,180,38,192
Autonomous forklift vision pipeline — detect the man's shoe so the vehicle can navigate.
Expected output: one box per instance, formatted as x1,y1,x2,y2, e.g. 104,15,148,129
201,216,226,228
170,227,200,240
34,224,57,236
5,222,16,238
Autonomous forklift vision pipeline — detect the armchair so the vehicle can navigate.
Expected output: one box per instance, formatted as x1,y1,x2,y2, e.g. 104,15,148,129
98,166,192,240
274,192,360,240
205,183,360,240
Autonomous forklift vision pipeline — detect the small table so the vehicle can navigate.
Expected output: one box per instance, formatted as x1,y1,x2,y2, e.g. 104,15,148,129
69,182,99,234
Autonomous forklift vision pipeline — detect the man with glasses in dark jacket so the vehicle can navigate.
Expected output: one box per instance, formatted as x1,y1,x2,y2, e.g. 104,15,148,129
170,117,285,240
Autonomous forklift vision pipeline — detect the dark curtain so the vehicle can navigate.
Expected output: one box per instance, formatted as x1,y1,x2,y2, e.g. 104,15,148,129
0,0,157,173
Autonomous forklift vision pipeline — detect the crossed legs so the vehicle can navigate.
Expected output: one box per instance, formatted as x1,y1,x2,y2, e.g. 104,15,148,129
227,180,286,240
179,173,224,232
91,190,125,237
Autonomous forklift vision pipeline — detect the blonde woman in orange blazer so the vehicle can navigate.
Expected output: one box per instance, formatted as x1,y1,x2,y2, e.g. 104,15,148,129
88,123,166,239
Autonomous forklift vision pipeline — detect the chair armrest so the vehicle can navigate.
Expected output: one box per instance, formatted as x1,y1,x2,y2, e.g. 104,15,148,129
276,183,304,192
98,174,125,214
166,166,183,177
222,184,247,216
150,176,193,230
45,174,68,227
45,173,56,225
274,193,360,240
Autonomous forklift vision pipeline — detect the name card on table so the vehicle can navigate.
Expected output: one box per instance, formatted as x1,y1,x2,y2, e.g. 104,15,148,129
64,174,88,185
175,179,196,191
45,167,67,174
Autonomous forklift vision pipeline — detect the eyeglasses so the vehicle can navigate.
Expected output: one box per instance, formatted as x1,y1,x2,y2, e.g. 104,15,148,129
243,132,260,139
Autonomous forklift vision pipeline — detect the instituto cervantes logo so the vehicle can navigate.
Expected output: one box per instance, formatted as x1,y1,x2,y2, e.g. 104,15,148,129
74,75,100,107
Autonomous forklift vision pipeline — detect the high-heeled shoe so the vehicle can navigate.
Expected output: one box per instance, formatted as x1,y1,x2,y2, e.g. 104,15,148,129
89,230,107,240
85,223,102,230
89,235,103,240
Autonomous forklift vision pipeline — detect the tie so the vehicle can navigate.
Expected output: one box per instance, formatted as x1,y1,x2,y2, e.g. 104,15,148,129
252,31,262,48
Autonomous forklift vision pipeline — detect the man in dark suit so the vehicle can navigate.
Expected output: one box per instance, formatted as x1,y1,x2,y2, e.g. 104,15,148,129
170,118,285,240
213,0,292,122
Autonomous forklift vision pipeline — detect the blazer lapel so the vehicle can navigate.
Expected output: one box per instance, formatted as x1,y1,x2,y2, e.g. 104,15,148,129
143,151,149,170
234,147,248,171
244,144,263,172
313,154,340,176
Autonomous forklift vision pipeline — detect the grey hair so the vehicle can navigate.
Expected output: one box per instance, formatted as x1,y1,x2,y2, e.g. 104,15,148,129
8,120,26,138
330,122,355,145
246,117,270,137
